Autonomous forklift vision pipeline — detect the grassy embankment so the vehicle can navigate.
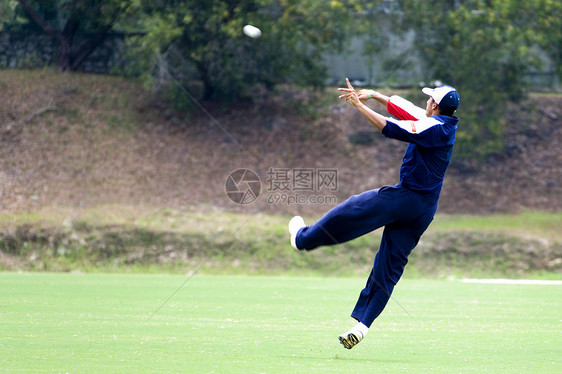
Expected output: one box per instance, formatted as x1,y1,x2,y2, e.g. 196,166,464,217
1,206,560,278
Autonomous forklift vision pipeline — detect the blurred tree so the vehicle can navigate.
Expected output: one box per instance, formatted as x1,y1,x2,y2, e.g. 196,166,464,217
398,0,561,159
0,1,19,30
530,0,562,80
5,0,131,71
127,0,382,101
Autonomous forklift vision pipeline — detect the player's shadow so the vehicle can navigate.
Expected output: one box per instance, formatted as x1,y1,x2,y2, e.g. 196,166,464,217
278,354,413,364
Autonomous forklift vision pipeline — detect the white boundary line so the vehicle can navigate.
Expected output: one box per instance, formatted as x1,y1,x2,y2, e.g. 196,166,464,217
461,278,562,285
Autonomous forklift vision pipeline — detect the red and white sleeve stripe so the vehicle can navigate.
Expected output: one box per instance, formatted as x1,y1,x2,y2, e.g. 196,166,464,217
386,95,426,121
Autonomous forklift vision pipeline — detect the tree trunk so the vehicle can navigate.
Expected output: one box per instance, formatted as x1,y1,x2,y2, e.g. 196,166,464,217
69,29,111,71
195,60,215,100
57,40,71,71
18,0,112,72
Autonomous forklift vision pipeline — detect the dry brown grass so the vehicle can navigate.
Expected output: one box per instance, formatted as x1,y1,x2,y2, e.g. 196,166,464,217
1,69,561,215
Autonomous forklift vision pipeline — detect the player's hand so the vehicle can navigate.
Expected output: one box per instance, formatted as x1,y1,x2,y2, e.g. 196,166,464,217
338,78,361,108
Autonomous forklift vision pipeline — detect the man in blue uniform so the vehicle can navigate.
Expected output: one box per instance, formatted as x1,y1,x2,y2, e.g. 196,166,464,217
289,78,460,349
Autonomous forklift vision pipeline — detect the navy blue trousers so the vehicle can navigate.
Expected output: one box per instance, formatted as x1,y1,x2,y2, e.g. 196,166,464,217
295,184,438,327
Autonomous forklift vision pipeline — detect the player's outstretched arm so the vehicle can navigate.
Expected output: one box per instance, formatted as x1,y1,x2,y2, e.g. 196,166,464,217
357,89,390,106
339,78,387,132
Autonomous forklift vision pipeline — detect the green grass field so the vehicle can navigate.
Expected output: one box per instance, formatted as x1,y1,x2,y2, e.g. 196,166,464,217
1,273,560,373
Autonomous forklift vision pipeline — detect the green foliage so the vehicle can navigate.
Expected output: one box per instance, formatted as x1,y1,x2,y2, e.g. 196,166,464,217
398,0,561,159
531,0,562,80
3,0,132,70
0,0,20,30
15,0,130,29
127,0,382,101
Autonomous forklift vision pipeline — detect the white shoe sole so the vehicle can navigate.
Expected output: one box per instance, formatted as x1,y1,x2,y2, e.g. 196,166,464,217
288,216,305,250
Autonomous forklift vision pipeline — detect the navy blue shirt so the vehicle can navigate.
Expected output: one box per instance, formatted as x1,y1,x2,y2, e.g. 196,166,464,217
382,98,458,194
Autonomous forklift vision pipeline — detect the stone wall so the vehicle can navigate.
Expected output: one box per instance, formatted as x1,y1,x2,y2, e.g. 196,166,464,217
0,31,128,74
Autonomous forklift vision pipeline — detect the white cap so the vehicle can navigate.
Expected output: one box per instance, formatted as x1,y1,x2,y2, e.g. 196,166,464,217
422,85,460,110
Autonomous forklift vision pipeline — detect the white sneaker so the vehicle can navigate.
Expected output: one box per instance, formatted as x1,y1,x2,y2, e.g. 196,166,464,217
338,329,364,349
288,216,306,250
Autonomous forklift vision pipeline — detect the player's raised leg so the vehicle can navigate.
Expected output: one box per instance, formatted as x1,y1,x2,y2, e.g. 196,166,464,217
291,186,425,251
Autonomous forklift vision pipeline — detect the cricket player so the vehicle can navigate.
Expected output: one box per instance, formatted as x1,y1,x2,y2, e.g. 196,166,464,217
289,78,460,349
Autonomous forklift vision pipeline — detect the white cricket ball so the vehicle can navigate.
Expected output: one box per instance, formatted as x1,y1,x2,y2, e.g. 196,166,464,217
243,24,261,39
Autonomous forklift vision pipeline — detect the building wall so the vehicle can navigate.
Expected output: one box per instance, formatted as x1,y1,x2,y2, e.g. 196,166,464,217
323,30,423,87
